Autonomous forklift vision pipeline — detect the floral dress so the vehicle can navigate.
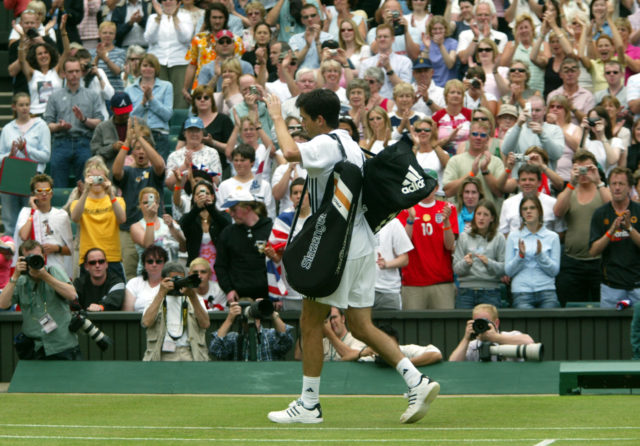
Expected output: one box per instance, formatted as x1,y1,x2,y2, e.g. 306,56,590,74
185,32,245,90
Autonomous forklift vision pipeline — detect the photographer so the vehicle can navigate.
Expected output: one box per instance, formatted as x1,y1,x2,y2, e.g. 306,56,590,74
209,300,294,361
449,304,534,362
0,240,80,360
141,261,210,361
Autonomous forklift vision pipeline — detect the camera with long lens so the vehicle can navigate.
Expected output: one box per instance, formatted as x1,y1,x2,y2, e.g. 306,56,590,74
20,254,45,275
478,342,544,362
239,299,274,323
168,273,201,296
68,302,112,351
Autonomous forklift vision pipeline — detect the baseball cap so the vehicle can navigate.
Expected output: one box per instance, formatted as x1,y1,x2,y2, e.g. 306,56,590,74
184,116,204,130
215,30,234,41
221,189,256,209
497,104,518,118
110,92,133,115
413,57,433,70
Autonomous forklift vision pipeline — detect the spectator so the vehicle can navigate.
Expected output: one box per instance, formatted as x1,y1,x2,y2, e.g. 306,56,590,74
240,3,267,52
121,45,146,88
389,83,424,140
412,117,448,190
358,324,443,366
367,0,420,58
501,95,565,172
373,218,413,311
505,195,561,309
454,200,505,309
49,0,84,51
546,94,583,183
616,16,640,81
180,179,231,269
166,116,222,190
359,24,413,100
423,15,458,88
443,119,505,207
0,235,15,308
399,170,458,310
215,189,273,302
112,116,165,281
456,177,485,234
450,0,473,40
90,21,125,94
500,14,544,93
530,20,568,101
554,150,611,306
229,75,275,141
565,12,593,91
143,0,192,109
74,247,126,311
448,303,534,361
589,167,640,308
463,107,500,157
461,66,497,116
210,300,294,361
75,48,115,121
627,119,640,173
189,257,226,311
264,48,299,103
142,261,210,361
271,146,308,214
578,106,624,174
125,53,173,160
338,18,371,72
546,56,595,126
110,0,152,49
345,78,368,139
226,115,277,183
411,57,444,117
495,104,519,141
213,58,245,117
594,60,627,109
130,187,185,274
265,0,316,43
122,245,168,312
600,95,631,150
500,60,536,111
43,57,104,188
317,59,347,104
362,106,395,154
363,66,395,112
456,0,508,66
325,0,367,39
196,30,254,92
14,173,73,279
0,93,51,236
472,38,508,104
0,240,80,360
498,165,565,236
288,3,332,69
242,22,277,82
320,306,366,361
181,0,204,33
432,79,472,154
90,91,134,172
70,157,127,280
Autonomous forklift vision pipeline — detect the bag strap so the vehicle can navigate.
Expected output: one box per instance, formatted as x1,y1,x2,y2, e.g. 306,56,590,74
360,147,376,158
327,133,348,160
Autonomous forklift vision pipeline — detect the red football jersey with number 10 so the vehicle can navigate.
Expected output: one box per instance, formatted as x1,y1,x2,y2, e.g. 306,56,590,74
398,200,459,287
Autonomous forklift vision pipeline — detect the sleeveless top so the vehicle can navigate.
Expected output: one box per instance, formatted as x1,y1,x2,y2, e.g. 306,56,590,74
543,57,563,100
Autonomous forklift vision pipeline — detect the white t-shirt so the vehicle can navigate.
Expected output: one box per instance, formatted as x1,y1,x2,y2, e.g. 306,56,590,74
271,163,308,212
166,146,222,180
29,69,62,115
197,280,226,311
266,79,293,103
416,150,444,191
127,276,161,313
498,192,566,235
359,343,442,362
375,218,413,294
584,137,624,174
463,91,497,110
298,129,375,259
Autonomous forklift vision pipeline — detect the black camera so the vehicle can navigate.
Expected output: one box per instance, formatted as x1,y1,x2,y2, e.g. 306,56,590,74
470,318,493,340
391,10,405,35
20,254,45,274
26,28,40,39
587,117,599,127
168,273,201,296
471,79,481,89
239,299,273,322
69,302,112,351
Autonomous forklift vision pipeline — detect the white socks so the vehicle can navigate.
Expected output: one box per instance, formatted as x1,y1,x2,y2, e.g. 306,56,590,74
396,357,422,388
300,375,321,409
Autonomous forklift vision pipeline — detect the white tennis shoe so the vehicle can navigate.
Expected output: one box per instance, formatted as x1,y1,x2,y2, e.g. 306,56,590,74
268,399,324,424
400,376,440,424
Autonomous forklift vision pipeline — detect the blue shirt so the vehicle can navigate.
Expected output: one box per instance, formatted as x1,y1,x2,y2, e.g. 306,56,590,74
0,118,51,173
505,226,560,293
289,30,333,69
125,78,173,131
426,38,458,87
197,58,254,91
210,325,294,361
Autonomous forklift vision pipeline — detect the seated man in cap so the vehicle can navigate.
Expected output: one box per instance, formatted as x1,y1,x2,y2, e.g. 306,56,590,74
411,57,444,117
91,92,137,173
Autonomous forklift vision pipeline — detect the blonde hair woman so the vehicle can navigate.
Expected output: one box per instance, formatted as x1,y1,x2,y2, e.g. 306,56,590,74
362,106,395,154
338,17,371,71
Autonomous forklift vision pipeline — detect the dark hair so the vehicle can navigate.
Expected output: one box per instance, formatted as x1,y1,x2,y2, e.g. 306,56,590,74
27,43,59,71
19,239,43,256
519,194,544,230
517,164,542,181
205,3,229,31
588,106,613,140
296,89,340,129
231,143,256,163
470,199,498,241
75,48,92,60
290,0,304,26
572,150,598,165
339,116,360,143
542,0,562,28
141,245,169,281
253,21,272,37
290,130,310,141
83,247,106,265
608,167,634,187
63,56,82,71
189,179,216,209
466,66,486,83
589,0,604,21
30,173,54,192
290,176,306,194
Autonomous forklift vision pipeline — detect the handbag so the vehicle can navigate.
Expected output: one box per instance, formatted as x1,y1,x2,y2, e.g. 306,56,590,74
0,156,38,197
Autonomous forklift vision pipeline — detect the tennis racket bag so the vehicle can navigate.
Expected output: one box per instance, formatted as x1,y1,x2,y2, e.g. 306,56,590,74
362,134,437,233
282,142,363,297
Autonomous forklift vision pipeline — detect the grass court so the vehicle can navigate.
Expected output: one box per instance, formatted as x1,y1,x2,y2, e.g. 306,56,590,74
0,393,639,445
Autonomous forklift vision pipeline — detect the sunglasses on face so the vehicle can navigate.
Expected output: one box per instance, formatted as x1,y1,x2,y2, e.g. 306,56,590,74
477,47,493,53
605,71,619,75
472,117,489,122
87,259,106,266
195,95,210,100
415,128,431,133
302,13,317,20
34,187,52,194
510,68,526,73
145,258,165,265
218,38,233,45
471,131,488,138
366,79,376,84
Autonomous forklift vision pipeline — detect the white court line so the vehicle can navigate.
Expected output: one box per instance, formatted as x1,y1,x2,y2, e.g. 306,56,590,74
0,436,638,443
534,441,556,446
1,424,640,432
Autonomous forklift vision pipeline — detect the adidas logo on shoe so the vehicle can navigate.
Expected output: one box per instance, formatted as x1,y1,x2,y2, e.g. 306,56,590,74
401,165,425,194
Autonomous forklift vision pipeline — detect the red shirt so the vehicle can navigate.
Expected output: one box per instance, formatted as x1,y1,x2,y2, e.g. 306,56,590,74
399,201,459,287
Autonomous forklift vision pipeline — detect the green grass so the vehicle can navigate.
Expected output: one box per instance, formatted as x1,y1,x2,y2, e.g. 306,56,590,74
0,394,639,445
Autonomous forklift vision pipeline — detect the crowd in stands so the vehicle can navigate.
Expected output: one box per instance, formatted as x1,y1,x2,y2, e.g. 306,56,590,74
1,0,640,360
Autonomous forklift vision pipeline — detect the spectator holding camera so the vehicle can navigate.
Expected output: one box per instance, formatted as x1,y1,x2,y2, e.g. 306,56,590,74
589,167,640,308
554,150,611,306
462,66,497,116
73,247,125,311
123,245,168,312
188,257,226,311
448,303,534,362
210,299,294,361
0,240,80,360
141,261,210,361
505,195,561,309
579,106,624,174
